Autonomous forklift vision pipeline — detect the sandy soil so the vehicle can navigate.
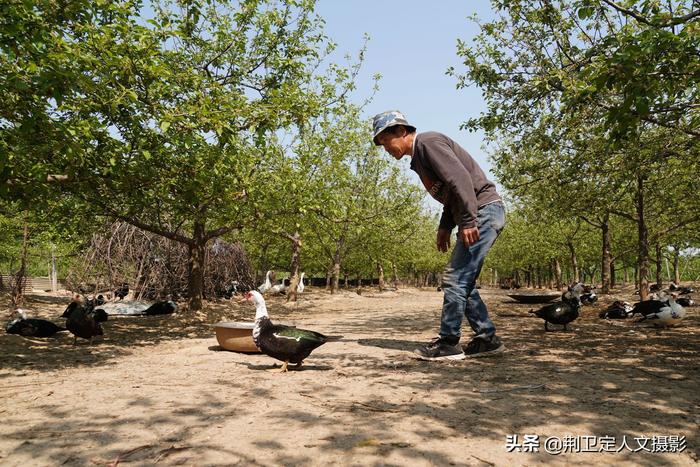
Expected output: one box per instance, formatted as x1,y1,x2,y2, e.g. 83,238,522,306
0,286,698,466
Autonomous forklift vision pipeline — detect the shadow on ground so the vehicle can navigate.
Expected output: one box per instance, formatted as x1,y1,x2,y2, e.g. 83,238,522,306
0,286,698,465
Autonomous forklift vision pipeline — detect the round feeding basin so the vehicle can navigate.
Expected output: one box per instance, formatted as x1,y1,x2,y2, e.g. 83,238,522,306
214,321,260,353
507,292,561,304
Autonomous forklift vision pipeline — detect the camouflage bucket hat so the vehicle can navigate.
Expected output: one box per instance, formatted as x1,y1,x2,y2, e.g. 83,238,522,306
372,110,416,145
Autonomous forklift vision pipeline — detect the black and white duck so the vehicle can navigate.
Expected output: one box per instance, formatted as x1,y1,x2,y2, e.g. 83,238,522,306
6,309,67,338
629,297,671,318
636,294,685,327
529,283,584,331
245,290,340,372
669,283,694,295
86,294,106,308
598,300,633,319
646,290,694,307
580,285,598,305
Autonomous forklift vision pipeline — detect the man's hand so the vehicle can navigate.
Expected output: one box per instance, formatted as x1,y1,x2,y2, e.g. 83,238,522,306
436,228,451,252
460,227,480,247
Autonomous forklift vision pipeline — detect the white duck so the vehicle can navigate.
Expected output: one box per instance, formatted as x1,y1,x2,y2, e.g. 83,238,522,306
258,270,272,294
639,293,685,327
297,272,305,294
269,277,287,295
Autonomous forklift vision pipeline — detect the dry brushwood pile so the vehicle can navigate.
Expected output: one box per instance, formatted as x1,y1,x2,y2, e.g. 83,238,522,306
65,222,255,300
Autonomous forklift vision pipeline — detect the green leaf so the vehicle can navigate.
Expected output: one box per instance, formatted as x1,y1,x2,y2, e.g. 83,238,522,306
577,7,594,20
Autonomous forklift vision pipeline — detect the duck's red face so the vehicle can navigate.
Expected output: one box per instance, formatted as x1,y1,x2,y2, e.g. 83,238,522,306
245,292,253,301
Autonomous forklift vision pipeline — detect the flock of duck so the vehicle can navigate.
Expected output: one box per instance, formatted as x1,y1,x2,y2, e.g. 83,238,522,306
249,277,693,371
529,282,692,331
4,272,693,372
257,270,305,295
5,290,178,344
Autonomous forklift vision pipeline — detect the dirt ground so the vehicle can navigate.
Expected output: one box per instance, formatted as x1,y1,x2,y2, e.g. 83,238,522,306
0,285,698,466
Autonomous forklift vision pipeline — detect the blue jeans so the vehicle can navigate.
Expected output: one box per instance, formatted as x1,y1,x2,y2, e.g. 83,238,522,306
439,202,505,342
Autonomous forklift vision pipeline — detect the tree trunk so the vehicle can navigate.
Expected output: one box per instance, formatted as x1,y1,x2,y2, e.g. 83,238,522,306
331,259,340,294
285,232,302,302
671,247,680,284
391,262,399,289
610,259,616,288
377,262,385,291
328,233,346,294
50,245,58,292
654,242,663,289
187,222,206,311
636,172,650,300
554,258,562,290
601,213,611,294
258,244,270,286
344,273,349,288
11,216,30,308
567,241,579,283
526,266,532,288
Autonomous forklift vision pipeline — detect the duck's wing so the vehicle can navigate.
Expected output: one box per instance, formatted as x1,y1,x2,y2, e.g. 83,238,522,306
270,324,327,344
19,321,39,336
532,302,563,319
549,304,571,320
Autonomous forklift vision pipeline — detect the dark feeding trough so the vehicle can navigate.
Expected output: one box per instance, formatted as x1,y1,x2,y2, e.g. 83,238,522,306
507,292,561,304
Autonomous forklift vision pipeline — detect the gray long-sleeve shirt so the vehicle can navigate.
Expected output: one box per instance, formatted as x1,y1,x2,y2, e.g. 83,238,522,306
410,131,501,231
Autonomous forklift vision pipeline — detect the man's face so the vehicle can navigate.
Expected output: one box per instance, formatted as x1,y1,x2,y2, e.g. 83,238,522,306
376,127,407,160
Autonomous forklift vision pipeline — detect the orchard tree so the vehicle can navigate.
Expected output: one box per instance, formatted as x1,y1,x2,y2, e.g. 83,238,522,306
2,0,353,309
452,0,699,142
396,212,452,288
451,0,699,297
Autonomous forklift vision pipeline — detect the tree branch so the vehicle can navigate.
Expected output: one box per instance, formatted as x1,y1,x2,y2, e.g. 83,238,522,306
579,214,602,229
650,216,700,242
609,209,637,222
601,0,700,27
601,0,654,25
